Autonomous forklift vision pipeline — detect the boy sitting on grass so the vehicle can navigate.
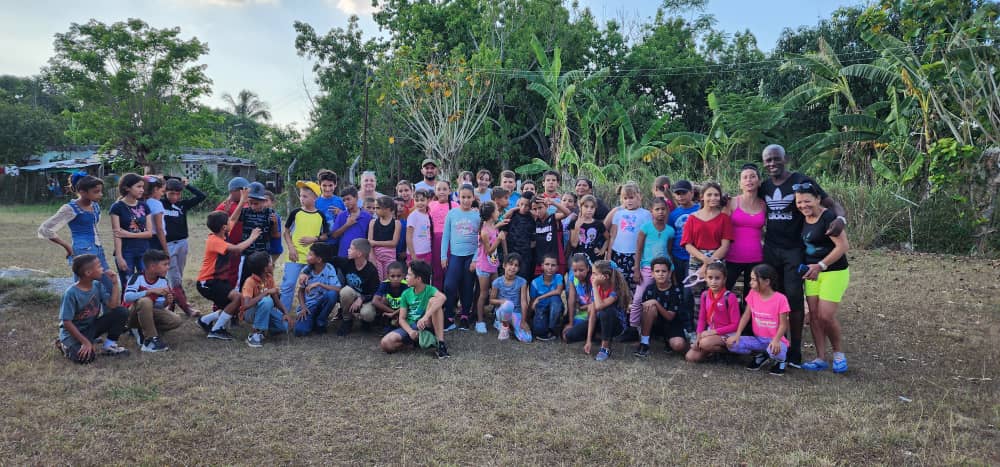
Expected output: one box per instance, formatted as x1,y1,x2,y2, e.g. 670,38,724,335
241,251,293,348
332,238,380,336
56,254,130,363
124,249,183,353
196,211,262,341
379,260,449,358
372,261,410,335
293,243,342,336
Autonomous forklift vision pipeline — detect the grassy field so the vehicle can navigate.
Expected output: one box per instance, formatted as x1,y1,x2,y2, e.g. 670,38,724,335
0,205,998,465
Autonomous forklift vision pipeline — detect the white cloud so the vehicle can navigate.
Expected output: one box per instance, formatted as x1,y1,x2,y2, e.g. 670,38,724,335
168,0,279,7
330,0,379,15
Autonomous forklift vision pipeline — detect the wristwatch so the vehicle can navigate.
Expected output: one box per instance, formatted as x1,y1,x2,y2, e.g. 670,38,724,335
818,261,828,271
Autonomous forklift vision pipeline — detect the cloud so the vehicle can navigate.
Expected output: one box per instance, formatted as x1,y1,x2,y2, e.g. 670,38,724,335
329,0,379,15
169,0,279,7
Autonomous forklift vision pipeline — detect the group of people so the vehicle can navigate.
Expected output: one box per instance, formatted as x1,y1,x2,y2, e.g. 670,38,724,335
42,144,852,375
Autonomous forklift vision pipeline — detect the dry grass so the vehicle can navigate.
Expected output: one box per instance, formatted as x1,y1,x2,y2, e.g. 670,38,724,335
0,205,998,465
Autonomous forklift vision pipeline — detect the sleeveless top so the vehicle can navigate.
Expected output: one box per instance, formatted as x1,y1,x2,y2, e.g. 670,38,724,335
372,218,396,243
728,204,765,263
68,200,101,244
476,227,500,273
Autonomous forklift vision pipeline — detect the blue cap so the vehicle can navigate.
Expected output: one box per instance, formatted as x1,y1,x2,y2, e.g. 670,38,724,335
247,182,267,200
227,177,250,192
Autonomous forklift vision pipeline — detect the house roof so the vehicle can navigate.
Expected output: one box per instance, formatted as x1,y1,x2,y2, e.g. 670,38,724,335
178,152,255,166
20,157,102,172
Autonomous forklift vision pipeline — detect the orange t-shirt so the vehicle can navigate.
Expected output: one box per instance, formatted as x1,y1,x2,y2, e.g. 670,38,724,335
197,234,232,282
240,273,275,312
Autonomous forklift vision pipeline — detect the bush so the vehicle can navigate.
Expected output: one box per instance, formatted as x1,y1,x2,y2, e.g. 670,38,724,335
819,178,909,250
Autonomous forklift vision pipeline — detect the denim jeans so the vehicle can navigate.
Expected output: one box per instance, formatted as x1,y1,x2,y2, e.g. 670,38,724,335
294,289,338,336
117,249,145,290
280,262,308,312
72,241,114,292
443,254,474,324
531,296,564,337
245,296,289,334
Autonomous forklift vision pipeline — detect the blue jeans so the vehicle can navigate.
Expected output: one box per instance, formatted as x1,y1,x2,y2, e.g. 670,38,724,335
672,256,693,332
294,289,339,336
72,241,114,292
443,254,474,324
280,262,308,312
531,296,564,337
117,249,145,290
244,296,289,334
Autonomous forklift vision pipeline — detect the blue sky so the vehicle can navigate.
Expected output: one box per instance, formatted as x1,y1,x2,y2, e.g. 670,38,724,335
0,0,858,128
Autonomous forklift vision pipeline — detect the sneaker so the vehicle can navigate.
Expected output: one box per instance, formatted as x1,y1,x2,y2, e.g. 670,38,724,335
337,321,353,336
247,333,263,348
634,343,650,358
458,315,470,330
769,360,787,376
130,328,144,347
197,317,213,334
801,359,830,371
498,325,510,341
207,329,234,341
101,344,130,357
493,319,501,331
444,323,457,332
832,356,848,374
615,326,639,343
141,336,169,352
474,322,488,334
436,342,451,359
514,327,533,343
536,333,557,342
746,353,768,371
595,347,611,362
786,347,802,368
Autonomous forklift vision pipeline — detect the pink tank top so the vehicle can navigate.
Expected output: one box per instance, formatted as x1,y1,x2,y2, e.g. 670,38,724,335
727,204,764,263
476,227,500,273
428,200,452,233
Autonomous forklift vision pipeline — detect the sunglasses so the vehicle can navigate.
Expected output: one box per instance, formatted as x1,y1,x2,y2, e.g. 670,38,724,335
144,176,160,184
792,182,813,191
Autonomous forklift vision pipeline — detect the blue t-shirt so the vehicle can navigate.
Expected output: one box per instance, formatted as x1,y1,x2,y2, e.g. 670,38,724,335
492,275,527,313
302,263,342,309
530,274,564,300
315,195,346,226
441,208,481,259
668,204,700,261
639,221,675,267
58,281,111,346
332,209,373,258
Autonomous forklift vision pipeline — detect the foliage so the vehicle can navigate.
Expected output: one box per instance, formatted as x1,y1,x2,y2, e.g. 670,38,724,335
222,89,272,122
0,101,65,164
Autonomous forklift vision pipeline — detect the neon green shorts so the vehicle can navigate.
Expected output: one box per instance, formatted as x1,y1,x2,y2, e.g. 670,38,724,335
805,268,850,303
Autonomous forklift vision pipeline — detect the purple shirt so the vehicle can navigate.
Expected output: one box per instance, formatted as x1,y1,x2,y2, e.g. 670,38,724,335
332,209,373,258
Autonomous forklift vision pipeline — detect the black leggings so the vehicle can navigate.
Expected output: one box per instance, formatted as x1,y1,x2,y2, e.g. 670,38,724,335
563,307,624,343
63,306,128,363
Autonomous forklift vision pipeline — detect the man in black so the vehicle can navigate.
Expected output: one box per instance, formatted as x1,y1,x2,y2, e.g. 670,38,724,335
760,144,846,367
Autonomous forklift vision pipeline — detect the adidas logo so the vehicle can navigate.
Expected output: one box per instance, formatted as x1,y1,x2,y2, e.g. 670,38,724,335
765,188,794,212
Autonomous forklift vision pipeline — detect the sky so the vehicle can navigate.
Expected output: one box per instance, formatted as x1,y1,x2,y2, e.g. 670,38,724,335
0,0,858,129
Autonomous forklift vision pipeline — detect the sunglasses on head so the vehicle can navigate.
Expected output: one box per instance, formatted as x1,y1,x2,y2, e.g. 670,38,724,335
792,182,813,192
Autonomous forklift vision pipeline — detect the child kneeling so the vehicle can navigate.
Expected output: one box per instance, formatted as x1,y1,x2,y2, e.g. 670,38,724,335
242,251,293,347
379,260,449,358
685,262,740,362
56,255,130,363
124,249,184,352
490,253,533,343
725,264,790,376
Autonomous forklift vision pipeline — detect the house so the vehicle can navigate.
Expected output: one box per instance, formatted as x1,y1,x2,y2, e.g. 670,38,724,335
172,149,281,192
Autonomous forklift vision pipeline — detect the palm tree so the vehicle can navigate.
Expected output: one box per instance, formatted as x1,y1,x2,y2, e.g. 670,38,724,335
222,89,272,122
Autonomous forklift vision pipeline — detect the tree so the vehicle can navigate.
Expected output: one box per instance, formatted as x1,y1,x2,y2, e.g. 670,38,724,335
0,101,64,164
47,18,213,171
221,89,272,122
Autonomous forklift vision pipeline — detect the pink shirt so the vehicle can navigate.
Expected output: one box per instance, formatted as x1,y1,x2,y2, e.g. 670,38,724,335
745,289,790,344
727,205,764,263
476,226,500,273
697,289,741,336
428,200,452,233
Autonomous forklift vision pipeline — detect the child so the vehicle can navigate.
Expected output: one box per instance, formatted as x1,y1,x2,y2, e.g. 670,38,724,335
529,255,565,341
490,253,532,343
652,175,676,211
229,182,279,288
143,175,169,253
795,183,851,373
279,181,330,313
504,194,536,280
583,260,632,361
441,184,481,329
38,173,114,292
406,190,433,265
316,169,346,226
530,196,571,275
394,196,408,262
560,192,578,247
363,197,377,216
540,170,562,207
293,243,342,336
241,251,293,348
570,194,608,265
124,249,183,352
685,262,740,362
56,254,130,363
195,211,263,340
725,264,790,376
451,171,474,203
372,261,410,335
331,186,373,259
499,170,520,207
520,180,537,198
332,238,381,336
379,260,449,358
264,190,284,264
215,176,251,287
395,179,415,219
681,182,733,329
110,173,153,288
368,195,402,280
561,254,594,341
628,197,674,338
475,201,504,334
635,257,687,357
162,177,206,316
668,179,700,335
428,181,454,289
475,169,493,202
607,183,651,289
492,187,511,222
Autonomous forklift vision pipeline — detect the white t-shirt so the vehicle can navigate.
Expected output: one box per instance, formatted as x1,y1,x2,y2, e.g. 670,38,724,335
146,198,167,236
406,210,432,255
611,207,652,254
124,273,169,308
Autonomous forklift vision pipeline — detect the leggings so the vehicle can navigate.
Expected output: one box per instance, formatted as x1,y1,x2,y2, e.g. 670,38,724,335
443,254,475,324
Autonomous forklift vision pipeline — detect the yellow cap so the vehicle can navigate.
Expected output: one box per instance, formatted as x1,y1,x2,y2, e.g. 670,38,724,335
295,180,321,196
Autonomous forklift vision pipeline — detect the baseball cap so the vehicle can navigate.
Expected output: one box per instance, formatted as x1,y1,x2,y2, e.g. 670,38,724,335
671,180,693,193
295,180,321,196
421,158,438,168
227,176,250,192
247,182,267,200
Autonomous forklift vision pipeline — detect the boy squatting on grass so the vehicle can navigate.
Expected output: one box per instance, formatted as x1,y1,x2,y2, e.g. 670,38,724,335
379,260,449,359
56,254,131,363
124,249,184,353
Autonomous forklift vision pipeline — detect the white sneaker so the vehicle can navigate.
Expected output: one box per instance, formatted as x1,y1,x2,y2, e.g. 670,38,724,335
498,325,510,340
475,322,487,334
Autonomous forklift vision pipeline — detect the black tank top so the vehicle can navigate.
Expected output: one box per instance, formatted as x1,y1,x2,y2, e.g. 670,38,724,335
372,218,396,242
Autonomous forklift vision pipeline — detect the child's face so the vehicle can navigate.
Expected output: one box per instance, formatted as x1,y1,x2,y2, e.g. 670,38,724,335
151,185,166,199
477,173,491,189
343,194,357,210
459,190,474,209
414,195,428,210
503,260,520,277
652,263,671,286
501,176,516,191
706,267,725,291
494,196,509,210
750,272,768,291
405,268,421,286
702,187,722,209
530,202,547,220
165,189,182,204
580,201,595,218
387,267,405,286
521,183,535,195
543,175,559,193
81,258,104,280
82,186,104,202
396,184,412,201
393,199,404,214
128,182,145,199
364,201,377,215
651,203,667,221
435,184,450,201
622,193,639,210
320,180,336,196
148,259,170,278
264,258,275,274
517,197,530,214
306,249,321,265
674,190,693,206
228,188,241,202
572,261,589,281
248,198,265,212
264,198,274,209
347,244,360,260
563,196,577,211
299,188,317,208
541,258,558,276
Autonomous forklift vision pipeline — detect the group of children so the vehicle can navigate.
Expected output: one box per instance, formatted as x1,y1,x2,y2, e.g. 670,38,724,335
44,161,850,376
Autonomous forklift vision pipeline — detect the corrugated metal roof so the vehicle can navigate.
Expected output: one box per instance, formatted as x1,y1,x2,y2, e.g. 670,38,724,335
20,157,102,172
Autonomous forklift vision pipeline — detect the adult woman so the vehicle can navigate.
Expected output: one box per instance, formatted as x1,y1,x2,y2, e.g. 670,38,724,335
359,170,384,200
574,177,610,222
795,183,850,373
723,164,766,301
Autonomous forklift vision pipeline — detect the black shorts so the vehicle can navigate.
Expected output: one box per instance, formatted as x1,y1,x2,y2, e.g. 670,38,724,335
197,279,233,309
652,315,685,340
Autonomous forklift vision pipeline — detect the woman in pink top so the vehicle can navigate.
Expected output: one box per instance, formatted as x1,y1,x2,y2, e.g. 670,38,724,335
724,163,766,300
428,180,454,289
686,263,741,362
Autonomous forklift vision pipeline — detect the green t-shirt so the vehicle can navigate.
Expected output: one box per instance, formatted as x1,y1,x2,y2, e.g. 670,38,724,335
400,285,438,326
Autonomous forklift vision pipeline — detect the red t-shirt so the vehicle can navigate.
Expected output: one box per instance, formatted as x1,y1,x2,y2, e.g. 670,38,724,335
680,212,734,250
